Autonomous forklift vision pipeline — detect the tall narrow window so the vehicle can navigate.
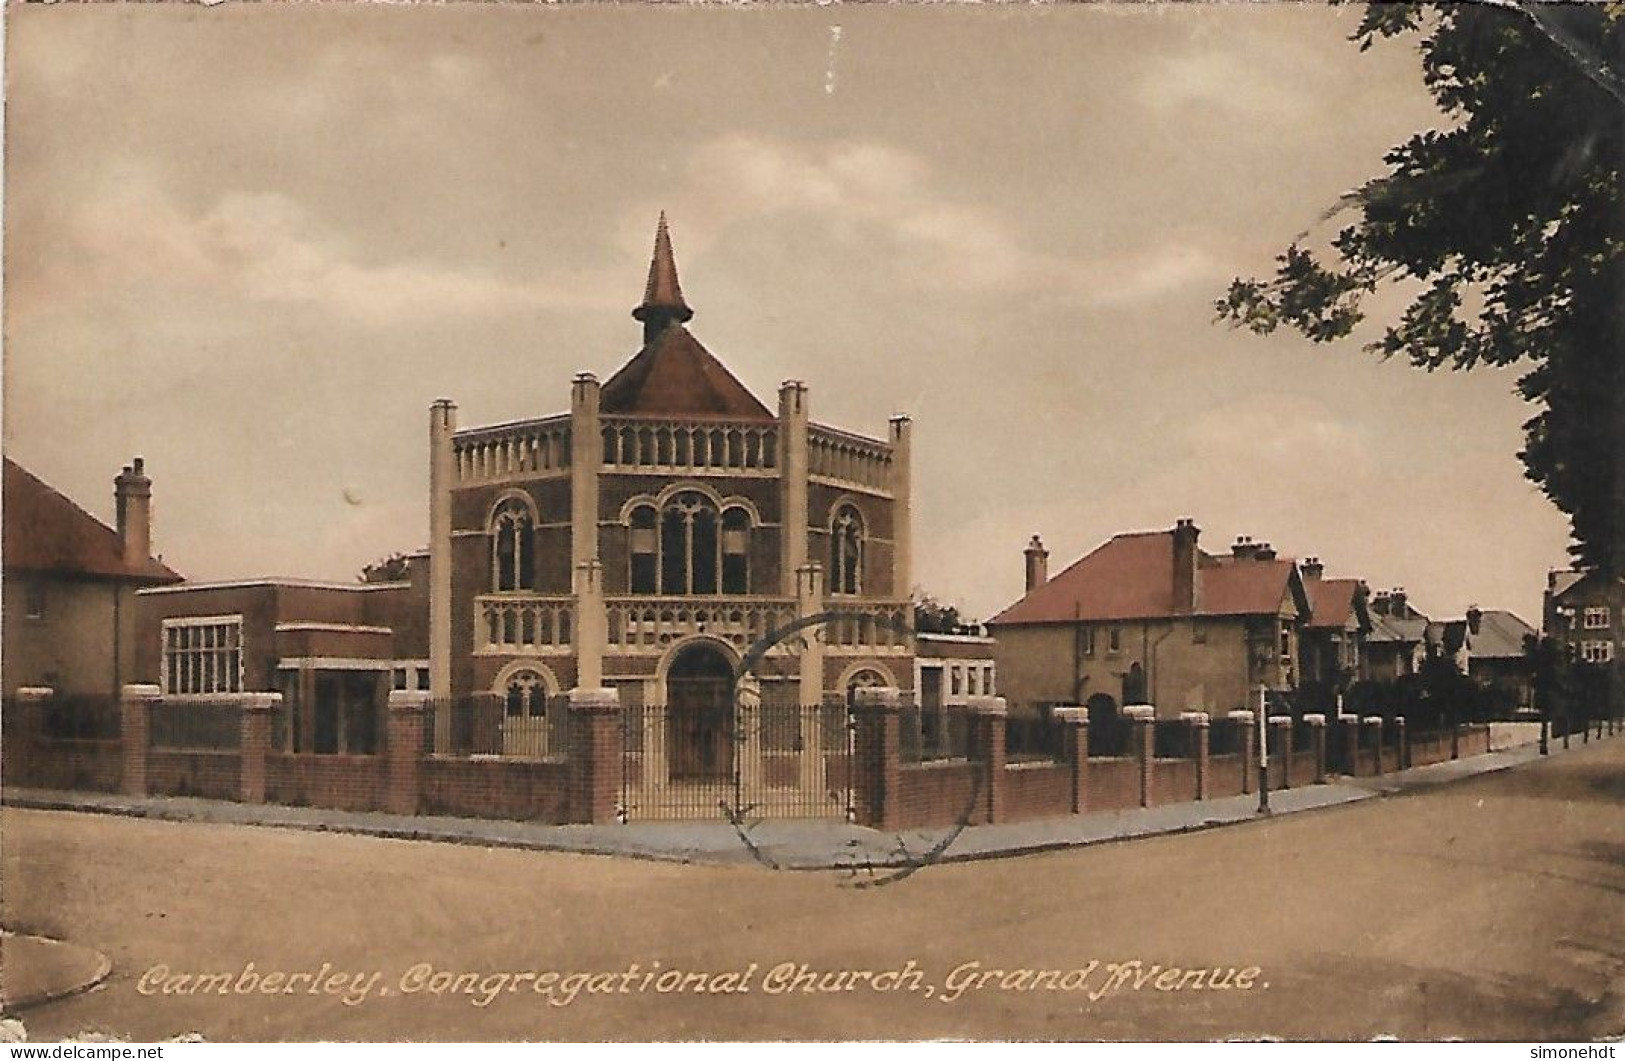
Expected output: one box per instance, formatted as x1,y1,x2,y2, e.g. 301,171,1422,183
491,498,535,592
722,508,750,595
658,491,725,596
630,505,658,594
830,504,864,595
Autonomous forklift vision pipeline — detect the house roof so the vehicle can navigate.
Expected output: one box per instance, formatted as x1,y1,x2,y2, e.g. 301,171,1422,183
3,458,182,584
989,528,1304,625
1551,568,1625,604
1367,613,1429,645
1304,577,1364,630
600,324,774,421
1467,609,1537,660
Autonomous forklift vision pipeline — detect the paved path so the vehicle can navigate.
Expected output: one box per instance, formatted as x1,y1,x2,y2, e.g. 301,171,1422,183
0,740,1560,869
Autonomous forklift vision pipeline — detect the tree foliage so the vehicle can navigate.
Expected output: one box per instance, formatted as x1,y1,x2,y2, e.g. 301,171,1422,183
913,591,967,635
1216,3,1625,573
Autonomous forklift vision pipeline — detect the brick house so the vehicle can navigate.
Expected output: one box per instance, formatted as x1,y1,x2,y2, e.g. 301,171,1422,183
1364,588,1432,681
1452,606,1537,708
3,457,182,698
1298,558,1371,696
1545,568,1624,668
134,559,429,755
987,521,1311,721
427,215,915,783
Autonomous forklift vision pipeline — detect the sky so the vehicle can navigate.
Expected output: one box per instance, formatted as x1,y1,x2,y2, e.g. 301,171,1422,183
4,2,1574,626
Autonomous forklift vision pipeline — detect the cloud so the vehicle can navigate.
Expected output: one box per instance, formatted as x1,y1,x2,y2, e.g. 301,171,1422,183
20,171,626,328
639,132,1230,308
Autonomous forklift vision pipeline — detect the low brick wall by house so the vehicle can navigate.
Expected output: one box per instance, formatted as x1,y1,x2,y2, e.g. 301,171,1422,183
1207,753,1246,799
420,757,570,823
149,749,242,801
266,753,386,812
1458,724,1491,758
1152,758,1200,804
1002,761,1070,823
1089,757,1140,812
1409,731,1454,768
893,759,986,830
7,738,124,793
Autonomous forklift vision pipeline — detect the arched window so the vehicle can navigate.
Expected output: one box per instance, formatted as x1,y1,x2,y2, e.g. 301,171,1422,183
721,507,750,595
660,491,720,596
491,498,535,592
504,668,549,719
829,504,864,595
629,504,658,594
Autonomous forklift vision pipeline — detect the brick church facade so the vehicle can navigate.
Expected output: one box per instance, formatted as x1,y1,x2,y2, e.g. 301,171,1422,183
428,216,916,774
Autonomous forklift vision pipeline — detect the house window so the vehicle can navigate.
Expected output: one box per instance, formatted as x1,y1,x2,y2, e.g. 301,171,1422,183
162,616,243,695
1581,640,1615,664
1079,626,1095,658
968,668,980,696
983,665,995,695
491,498,535,592
1583,607,1611,630
24,581,45,619
829,504,864,596
1107,627,1122,655
950,668,962,697
1280,626,1293,660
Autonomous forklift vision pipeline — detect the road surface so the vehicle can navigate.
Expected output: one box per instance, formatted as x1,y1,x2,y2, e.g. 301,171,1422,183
4,737,1624,1041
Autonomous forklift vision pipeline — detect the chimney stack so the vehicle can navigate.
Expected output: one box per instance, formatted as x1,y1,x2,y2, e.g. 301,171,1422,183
1172,518,1200,613
1254,542,1277,561
1390,587,1408,617
1024,534,1049,594
1231,535,1258,560
1371,591,1391,617
1467,605,1483,635
1302,556,1324,580
114,456,152,568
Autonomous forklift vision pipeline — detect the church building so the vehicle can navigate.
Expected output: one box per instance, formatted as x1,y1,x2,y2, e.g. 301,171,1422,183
428,216,916,788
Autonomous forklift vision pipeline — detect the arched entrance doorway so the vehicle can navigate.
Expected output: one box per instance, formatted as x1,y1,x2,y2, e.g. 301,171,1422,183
667,642,735,782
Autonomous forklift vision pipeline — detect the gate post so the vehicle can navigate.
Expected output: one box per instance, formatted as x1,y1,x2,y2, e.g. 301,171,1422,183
1125,705,1155,807
1052,706,1089,814
966,696,1007,825
1182,711,1210,800
1229,710,1255,794
120,684,160,798
1303,713,1328,783
1364,716,1385,775
567,687,622,824
386,690,429,816
851,686,901,830
1268,715,1293,789
239,692,280,804
12,687,53,787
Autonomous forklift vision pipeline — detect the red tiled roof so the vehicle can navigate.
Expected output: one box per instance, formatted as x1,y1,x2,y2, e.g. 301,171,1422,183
1304,577,1362,630
989,529,1300,625
600,325,774,421
3,458,182,583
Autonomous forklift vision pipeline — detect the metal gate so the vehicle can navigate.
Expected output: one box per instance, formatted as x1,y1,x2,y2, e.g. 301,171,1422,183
618,694,853,822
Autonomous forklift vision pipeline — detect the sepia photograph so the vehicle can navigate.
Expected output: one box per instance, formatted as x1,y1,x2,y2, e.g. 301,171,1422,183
2,0,1623,1044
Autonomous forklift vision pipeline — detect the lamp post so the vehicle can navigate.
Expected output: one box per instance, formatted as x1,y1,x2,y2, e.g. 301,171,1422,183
1256,683,1270,815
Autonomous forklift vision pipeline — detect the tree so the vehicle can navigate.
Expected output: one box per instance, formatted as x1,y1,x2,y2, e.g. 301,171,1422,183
1216,4,1625,574
913,591,966,635
360,551,414,583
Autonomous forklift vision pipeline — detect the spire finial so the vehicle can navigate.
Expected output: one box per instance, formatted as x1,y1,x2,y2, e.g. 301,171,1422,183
633,212,694,341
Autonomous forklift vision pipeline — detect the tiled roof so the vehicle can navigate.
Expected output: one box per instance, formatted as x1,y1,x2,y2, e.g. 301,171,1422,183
989,529,1301,625
1305,577,1362,630
600,325,774,421
1368,614,1429,645
3,458,181,583
1467,610,1537,660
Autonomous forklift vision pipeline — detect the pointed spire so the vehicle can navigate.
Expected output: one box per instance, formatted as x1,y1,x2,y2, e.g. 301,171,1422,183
632,212,694,343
